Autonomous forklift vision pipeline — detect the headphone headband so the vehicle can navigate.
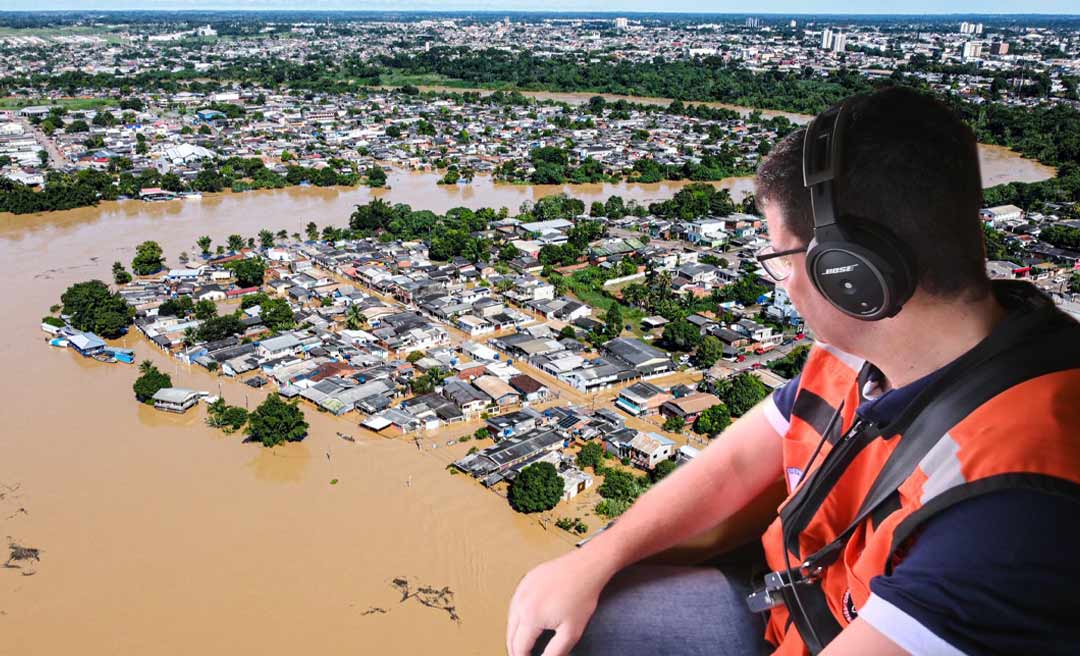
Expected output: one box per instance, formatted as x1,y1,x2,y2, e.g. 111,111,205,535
800,94,917,321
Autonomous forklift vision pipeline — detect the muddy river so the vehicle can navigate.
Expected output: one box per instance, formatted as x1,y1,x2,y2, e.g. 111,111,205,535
0,156,1054,654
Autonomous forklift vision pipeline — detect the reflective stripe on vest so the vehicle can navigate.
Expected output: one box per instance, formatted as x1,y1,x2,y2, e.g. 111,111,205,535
760,286,1080,655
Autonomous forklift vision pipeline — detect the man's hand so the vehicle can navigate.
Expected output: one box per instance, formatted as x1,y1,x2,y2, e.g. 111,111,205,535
506,548,616,656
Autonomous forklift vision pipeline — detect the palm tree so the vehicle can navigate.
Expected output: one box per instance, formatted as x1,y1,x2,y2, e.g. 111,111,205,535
138,360,154,375
345,304,367,330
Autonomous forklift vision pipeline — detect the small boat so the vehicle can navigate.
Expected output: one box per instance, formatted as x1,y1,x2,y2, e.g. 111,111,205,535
336,432,356,443
48,338,68,348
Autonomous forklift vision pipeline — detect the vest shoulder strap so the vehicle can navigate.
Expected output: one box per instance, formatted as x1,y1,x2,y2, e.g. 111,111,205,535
787,298,1080,653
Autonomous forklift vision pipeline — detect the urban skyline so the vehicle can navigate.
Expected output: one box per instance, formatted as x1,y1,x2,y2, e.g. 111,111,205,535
5,2,1080,15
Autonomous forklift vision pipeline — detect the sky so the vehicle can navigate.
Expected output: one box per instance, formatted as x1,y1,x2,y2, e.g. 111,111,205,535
4,1,1079,15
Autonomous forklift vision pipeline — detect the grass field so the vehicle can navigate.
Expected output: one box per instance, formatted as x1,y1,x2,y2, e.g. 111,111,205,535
0,97,117,111
0,26,123,44
566,281,648,336
377,71,522,92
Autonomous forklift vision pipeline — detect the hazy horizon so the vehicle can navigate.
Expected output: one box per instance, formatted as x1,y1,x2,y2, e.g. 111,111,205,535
3,2,1080,16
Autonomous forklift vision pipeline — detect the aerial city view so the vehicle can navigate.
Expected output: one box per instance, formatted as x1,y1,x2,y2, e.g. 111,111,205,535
2,2,1079,655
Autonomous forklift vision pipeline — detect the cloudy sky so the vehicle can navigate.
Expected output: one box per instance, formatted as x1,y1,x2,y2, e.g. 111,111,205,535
5,1,1079,14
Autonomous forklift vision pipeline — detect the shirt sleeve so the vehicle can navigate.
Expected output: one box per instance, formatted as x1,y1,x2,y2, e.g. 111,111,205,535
763,372,800,437
860,489,1080,656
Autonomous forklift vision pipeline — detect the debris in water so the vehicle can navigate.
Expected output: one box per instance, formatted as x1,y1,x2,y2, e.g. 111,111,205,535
4,543,40,575
330,479,339,485
388,576,461,624
360,606,387,616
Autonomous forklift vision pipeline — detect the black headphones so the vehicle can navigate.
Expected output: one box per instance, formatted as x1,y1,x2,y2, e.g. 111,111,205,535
802,96,918,321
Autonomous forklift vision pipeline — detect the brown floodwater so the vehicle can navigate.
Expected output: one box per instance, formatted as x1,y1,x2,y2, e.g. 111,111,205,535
0,156,1054,655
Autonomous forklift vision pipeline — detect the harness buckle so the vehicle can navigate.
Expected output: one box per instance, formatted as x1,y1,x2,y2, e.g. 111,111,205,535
745,563,824,613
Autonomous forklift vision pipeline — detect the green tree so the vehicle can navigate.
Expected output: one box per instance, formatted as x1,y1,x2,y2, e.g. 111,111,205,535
498,242,521,261
195,314,245,342
158,295,194,318
366,164,387,187
227,234,245,252
196,235,212,255
112,261,132,285
694,335,725,368
258,229,275,249
131,241,164,276
133,362,172,403
410,367,447,394
192,167,224,193
194,299,218,321
245,394,309,447
345,304,368,330
767,344,812,379
239,292,269,310
305,222,319,241
229,257,266,288
508,461,564,513
715,372,769,417
605,303,624,339
206,398,249,433
260,298,295,331
651,459,677,482
662,319,702,352
406,350,426,363
59,279,134,338
662,415,686,433
597,469,648,503
577,441,606,470
694,403,732,437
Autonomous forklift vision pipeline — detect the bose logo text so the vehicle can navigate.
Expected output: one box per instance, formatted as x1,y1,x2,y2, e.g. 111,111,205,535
823,264,858,275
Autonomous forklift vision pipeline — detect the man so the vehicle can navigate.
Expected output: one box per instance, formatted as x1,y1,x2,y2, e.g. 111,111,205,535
506,86,1080,656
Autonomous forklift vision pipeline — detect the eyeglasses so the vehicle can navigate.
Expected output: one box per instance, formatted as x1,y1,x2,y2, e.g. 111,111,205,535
756,244,808,282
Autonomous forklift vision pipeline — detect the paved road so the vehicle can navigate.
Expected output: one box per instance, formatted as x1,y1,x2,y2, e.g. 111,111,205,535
19,117,65,168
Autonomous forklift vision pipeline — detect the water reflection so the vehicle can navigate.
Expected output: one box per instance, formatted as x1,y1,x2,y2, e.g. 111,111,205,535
246,441,312,484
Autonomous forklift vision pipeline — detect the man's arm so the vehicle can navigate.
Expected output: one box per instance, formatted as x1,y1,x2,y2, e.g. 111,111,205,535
581,399,785,573
820,619,909,656
507,399,786,656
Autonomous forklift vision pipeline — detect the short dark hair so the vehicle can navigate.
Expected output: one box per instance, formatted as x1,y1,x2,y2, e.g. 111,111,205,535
754,85,990,301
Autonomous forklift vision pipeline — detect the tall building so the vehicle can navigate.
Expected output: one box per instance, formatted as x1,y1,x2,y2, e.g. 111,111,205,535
832,32,847,52
960,21,971,34
990,41,1010,56
822,28,833,49
790,19,797,28
614,17,629,30
975,23,984,35
962,41,983,61
746,17,761,28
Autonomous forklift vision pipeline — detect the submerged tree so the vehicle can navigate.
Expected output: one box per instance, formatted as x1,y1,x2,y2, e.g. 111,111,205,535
508,461,563,513
245,394,308,447
133,361,172,403
131,241,165,276
60,279,134,338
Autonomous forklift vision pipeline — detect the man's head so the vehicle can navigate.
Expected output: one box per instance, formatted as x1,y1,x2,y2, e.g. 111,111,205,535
754,86,991,346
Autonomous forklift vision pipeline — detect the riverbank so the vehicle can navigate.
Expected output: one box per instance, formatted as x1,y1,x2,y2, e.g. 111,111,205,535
0,139,1055,224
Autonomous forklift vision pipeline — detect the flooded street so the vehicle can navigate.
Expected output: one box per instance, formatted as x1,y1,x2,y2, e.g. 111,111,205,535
0,154,1054,655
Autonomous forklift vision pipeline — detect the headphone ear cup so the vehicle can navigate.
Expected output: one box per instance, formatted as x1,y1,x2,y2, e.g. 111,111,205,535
847,222,918,312
805,223,916,320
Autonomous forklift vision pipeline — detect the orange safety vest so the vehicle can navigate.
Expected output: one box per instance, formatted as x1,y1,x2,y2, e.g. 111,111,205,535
759,281,1080,655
